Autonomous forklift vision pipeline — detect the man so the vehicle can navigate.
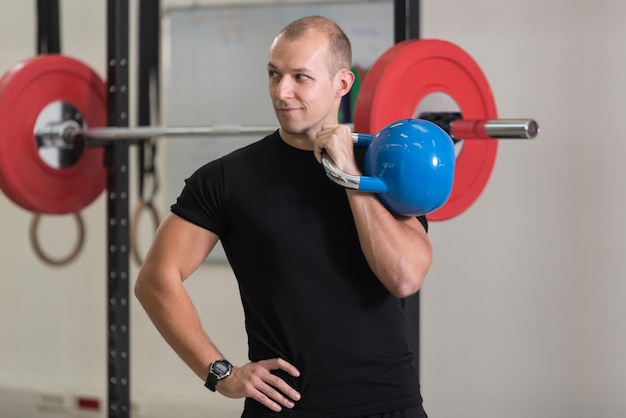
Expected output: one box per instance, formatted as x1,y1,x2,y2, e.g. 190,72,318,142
135,16,431,418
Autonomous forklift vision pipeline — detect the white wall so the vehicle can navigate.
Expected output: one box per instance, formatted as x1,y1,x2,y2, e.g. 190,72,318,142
0,0,624,417
420,1,626,417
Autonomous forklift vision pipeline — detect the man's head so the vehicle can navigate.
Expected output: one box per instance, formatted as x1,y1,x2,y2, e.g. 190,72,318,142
268,16,354,146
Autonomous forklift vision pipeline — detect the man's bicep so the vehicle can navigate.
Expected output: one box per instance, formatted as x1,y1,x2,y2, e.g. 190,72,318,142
145,213,220,281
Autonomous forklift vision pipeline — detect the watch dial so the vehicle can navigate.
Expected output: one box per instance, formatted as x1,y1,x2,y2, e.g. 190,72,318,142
213,361,229,375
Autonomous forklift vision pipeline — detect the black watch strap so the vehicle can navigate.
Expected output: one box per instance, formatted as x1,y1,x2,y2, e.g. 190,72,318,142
204,359,233,392
204,373,219,392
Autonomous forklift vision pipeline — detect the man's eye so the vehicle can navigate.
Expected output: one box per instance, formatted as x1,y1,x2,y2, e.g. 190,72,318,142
296,74,310,81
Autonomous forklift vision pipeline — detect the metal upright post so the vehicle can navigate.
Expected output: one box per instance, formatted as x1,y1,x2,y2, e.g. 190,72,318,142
36,0,61,54
394,0,422,378
394,0,420,44
106,1,131,417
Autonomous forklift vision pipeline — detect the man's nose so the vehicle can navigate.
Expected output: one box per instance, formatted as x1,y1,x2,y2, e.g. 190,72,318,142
275,76,294,99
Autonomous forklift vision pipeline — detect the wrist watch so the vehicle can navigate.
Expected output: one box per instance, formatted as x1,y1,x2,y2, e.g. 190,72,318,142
204,359,233,392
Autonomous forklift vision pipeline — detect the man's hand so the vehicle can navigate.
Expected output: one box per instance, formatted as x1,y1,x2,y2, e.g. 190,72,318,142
314,124,360,175
217,358,301,413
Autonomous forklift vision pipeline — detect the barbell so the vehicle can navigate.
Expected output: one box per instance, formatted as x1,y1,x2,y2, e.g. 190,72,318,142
0,39,538,219
37,115,534,217
36,112,533,217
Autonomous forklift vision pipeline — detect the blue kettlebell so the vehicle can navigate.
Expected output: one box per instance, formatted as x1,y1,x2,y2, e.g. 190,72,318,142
323,118,455,216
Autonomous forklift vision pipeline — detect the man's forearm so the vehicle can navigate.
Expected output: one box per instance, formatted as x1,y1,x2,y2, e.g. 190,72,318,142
346,190,432,298
135,273,222,381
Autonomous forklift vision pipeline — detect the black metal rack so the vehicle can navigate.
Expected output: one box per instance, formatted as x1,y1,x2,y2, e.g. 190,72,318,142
395,0,420,43
394,0,422,378
106,1,131,417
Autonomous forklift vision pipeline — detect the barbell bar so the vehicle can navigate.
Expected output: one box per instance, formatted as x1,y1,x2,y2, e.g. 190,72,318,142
32,115,533,218
34,114,535,218
35,116,537,147
32,112,534,218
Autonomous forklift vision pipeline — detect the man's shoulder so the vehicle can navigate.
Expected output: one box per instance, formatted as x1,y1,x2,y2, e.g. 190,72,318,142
224,130,279,160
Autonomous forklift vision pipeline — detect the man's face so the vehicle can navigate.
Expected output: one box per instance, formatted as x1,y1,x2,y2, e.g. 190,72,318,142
268,31,340,138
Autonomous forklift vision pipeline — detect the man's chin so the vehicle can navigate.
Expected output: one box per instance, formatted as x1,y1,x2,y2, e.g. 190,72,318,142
279,123,308,136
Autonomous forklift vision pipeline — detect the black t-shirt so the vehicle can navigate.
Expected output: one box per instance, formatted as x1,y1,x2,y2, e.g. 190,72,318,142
172,131,426,417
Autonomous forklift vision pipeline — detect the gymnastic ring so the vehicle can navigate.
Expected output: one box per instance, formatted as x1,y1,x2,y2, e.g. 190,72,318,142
29,212,85,266
131,200,160,266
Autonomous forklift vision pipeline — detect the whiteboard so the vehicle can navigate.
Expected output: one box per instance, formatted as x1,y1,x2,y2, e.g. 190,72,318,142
162,1,394,260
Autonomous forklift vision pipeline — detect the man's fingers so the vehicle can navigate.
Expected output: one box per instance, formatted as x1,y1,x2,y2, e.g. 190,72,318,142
246,359,301,410
314,125,339,164
314,125,359,173
260,357,301,377
274,357,301,377
255,380,296,412
265,371,302,403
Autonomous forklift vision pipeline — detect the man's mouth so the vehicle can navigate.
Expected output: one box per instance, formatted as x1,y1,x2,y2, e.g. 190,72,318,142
275,103,302,114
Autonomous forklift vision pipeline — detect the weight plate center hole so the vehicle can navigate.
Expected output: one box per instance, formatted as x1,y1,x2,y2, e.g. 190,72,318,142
34,101,87,169
414,92,463,159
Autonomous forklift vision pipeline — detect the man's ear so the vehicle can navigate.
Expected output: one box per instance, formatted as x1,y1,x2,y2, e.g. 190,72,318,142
335,68,355,98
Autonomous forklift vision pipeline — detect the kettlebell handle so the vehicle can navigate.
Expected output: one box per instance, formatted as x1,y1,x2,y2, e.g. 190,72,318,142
321,157,388,193
321,133,388,193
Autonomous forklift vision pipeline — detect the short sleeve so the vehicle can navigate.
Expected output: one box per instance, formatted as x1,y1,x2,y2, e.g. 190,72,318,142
170,158,225,237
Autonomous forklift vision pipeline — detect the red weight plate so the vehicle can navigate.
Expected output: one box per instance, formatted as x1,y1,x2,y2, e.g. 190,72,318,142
0,55,106,214
355,39,498,221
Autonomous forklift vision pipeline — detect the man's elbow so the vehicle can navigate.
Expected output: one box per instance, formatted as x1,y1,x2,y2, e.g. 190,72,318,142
388,256,430,298
134,270,155,305
134,274,147,303
388,275,425,299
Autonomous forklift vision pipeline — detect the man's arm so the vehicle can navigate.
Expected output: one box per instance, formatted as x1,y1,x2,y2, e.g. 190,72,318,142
135,213,301,412
346,191,431,298
135,213,223,381
315,125,432,298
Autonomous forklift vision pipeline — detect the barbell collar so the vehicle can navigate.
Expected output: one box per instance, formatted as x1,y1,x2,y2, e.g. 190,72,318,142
450,118,539,140
483,118,539,139
36,120,84,149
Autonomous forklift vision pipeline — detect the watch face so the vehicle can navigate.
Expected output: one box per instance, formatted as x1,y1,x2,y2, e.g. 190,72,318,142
212,360,230,376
